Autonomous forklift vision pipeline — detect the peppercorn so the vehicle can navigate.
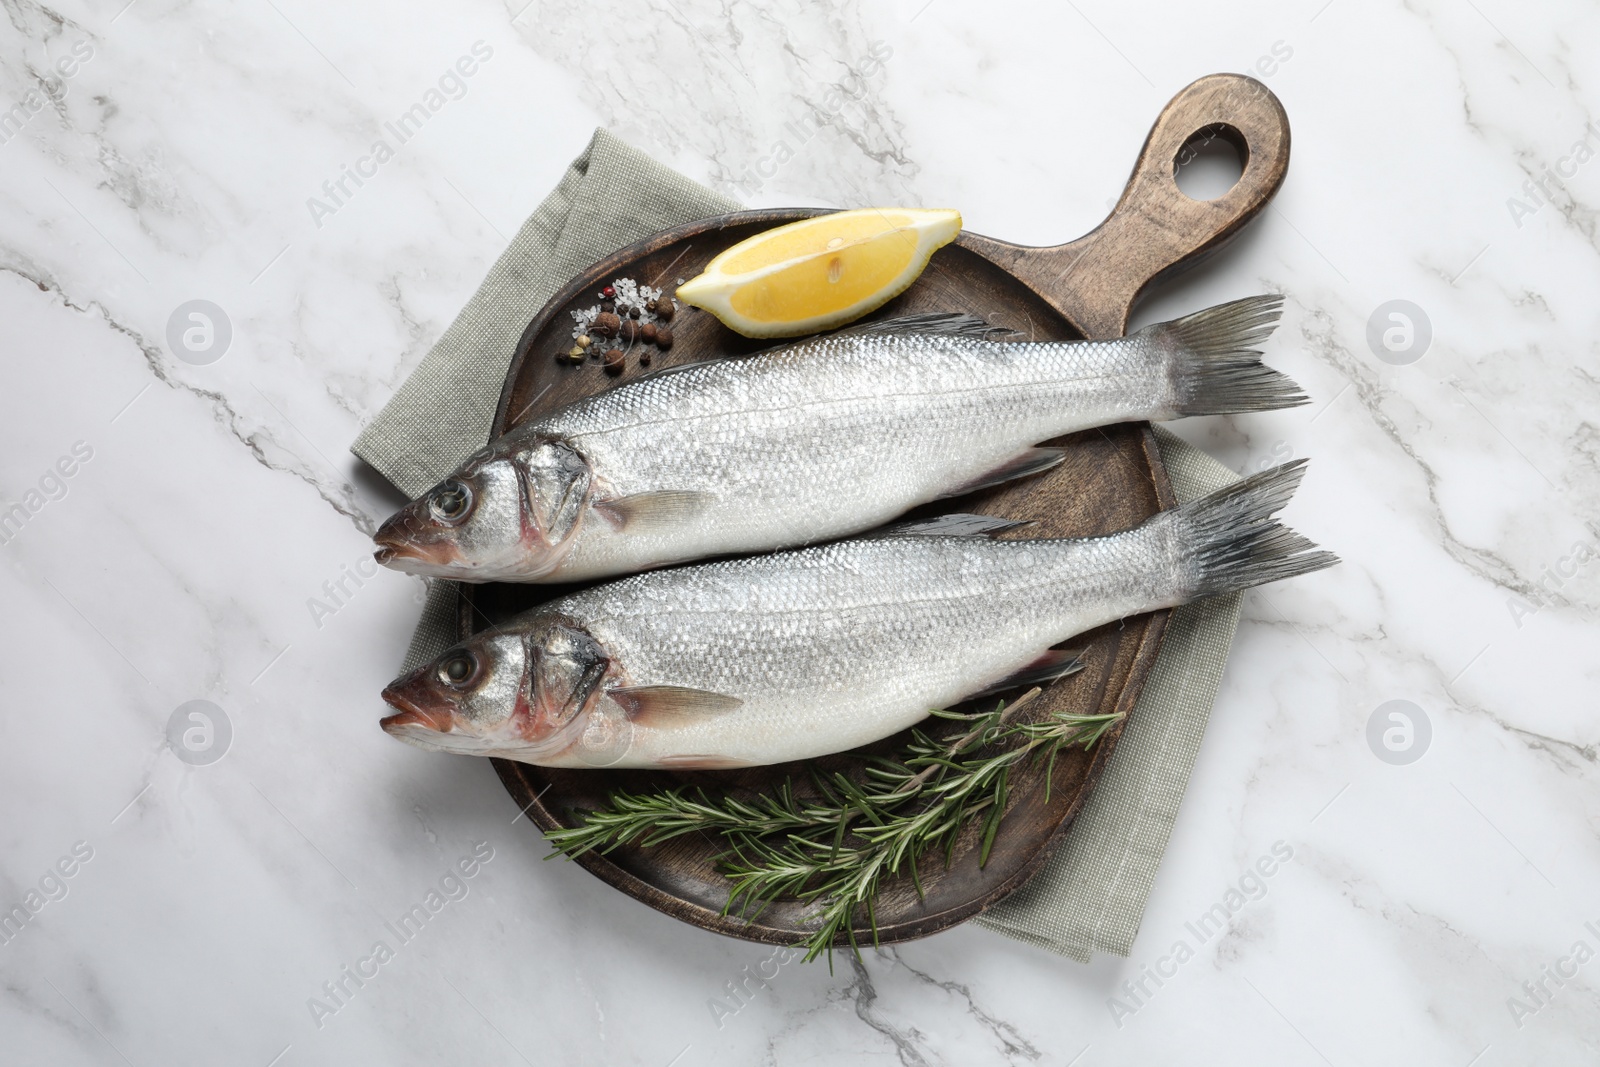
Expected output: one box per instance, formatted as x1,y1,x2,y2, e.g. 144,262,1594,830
599,300,615,314
601,285,615,298
641,322,658,344
603,348,624,375
627,305,641,319
639,349,652,366
592,312,621,337
655,325,674,349
646,299,659,314
656,300,676,322
619,319,641,342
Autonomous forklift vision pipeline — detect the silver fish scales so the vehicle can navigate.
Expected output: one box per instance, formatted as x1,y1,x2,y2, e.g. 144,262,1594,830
373,296,1302,583
381,461,1335,768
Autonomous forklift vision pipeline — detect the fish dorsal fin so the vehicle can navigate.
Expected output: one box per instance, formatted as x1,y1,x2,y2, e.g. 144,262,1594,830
936,447,1068,500
837,312,1011,339
608,685,744,726
863,513,1032,539
629,357,729,384
594,490,714,533
966,649,1084,701
627,316,1005,385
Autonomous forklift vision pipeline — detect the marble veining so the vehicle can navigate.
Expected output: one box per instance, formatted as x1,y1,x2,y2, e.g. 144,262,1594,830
3,0,1599,1063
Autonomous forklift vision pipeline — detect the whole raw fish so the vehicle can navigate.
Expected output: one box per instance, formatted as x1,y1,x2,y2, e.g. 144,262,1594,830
373,295,1301,583
380,461,1334,768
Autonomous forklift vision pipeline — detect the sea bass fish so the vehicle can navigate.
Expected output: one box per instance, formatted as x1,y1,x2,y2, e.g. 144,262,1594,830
379,461,1335,769
373,295,1302,583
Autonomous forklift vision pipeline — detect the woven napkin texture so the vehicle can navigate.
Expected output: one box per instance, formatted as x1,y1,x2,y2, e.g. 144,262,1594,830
351,129,1243,961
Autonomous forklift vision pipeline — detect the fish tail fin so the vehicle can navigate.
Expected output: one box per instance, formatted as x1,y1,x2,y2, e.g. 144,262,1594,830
1150,294,1308,416
1167,459,1338,598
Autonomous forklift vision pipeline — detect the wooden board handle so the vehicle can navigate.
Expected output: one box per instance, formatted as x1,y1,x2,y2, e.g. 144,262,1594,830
961,73,1291,339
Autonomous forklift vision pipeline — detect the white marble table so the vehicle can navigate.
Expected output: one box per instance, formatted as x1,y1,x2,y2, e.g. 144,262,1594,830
3,0,1597,1063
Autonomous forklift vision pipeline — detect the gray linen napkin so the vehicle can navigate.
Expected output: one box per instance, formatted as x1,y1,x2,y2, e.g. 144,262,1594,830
976,432,1241,960
351,129,1243,961
354,129,739,668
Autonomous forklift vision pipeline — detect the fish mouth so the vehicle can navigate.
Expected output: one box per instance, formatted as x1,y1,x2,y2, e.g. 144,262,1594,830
372,526,460,572
380,685,517,758
380,684,455,735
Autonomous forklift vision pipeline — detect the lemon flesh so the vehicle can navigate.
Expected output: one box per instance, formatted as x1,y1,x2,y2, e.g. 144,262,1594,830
676,208,962,338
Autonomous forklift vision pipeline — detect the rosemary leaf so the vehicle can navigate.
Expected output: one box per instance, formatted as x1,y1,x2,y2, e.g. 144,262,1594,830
543,688,1122,964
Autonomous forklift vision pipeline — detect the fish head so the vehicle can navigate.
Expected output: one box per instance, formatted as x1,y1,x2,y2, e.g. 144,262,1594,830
373,437,593,582
379,614,628,762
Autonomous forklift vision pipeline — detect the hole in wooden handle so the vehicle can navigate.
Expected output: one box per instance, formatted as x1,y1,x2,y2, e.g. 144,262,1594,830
1173,123,1249,201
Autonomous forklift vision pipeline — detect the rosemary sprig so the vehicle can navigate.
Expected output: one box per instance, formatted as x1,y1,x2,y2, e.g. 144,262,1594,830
543,688,1121,964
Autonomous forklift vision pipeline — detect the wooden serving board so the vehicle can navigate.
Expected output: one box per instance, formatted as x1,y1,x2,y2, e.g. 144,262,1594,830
466,73,1289,946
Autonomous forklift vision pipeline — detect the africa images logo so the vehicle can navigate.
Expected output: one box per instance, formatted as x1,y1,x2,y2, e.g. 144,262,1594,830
305,42,493,229
305,842,495,1030
1108,841,1295,1027
0,441,94,548
0,841,94,947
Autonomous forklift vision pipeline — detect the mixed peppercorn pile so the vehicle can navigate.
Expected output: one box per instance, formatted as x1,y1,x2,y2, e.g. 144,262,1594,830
564,278,678,376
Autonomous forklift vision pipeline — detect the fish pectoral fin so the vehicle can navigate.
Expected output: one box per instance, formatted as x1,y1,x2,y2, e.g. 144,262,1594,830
936,447,1069,499
607,685,744,725
966,649,1085,701
594,490,714,533
864,513,1033,539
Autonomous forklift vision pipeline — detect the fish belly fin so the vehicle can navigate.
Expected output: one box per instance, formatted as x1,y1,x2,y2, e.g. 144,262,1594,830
936,447,1067,499
651,753,756,770
966,649,1085,701
1166,459,1339,597
837,312,1012,339
607,685,744,726
594,490,714,533
1151,294,1308,416
862,513,1033,539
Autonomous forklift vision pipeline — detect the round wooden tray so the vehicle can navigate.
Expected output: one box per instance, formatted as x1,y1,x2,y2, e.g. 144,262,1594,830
464,73,1290,946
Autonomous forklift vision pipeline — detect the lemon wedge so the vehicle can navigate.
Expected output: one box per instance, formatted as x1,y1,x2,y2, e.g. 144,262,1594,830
675,208,962,338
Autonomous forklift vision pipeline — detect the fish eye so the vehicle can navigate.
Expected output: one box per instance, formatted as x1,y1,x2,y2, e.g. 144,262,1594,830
429,480,474,524
437,650,479,688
